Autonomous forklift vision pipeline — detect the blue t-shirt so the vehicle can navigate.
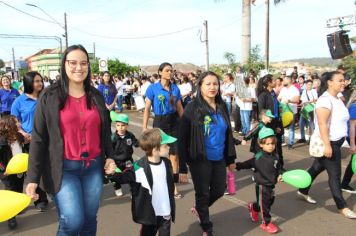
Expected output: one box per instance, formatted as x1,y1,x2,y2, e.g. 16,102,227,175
97,84,117,105
204,113,228,161
0,88,20,113
10,93,38,134
145,82,182,115
348,103,356,138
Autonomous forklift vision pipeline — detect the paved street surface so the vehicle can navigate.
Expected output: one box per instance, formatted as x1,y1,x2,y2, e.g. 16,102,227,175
1,110,355,236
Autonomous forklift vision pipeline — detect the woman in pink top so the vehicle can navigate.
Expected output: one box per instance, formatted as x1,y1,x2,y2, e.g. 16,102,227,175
26,45,115,235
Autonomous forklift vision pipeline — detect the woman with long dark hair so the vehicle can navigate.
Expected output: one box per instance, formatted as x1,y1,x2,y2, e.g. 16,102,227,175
25,45,115,234
178,71,236,236
256,74,285,169
142,62,184,198
97,71,118,123
298,71,356,219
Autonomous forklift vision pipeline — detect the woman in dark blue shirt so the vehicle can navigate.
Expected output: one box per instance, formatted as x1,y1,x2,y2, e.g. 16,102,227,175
178,71,236,235
97,71,118,124
142,62,184,198
0,75,20,117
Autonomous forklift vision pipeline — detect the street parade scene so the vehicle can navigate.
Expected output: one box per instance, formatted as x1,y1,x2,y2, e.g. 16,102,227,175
1,0,356,235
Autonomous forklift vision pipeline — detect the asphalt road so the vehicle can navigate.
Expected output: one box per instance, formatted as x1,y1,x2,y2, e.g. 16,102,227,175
1,110,355,236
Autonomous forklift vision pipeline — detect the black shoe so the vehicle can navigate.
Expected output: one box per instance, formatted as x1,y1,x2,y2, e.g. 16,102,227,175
341,185,356,194
297,139,306,143
35,201,48,212
8,217,17,230
288,144,294,150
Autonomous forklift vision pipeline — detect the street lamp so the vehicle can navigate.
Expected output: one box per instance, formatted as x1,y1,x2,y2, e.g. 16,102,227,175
26,3,68,49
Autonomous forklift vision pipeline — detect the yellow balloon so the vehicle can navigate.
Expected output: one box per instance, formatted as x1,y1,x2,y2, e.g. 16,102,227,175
5,153,29,175
0,190,31,222
282,111,294,127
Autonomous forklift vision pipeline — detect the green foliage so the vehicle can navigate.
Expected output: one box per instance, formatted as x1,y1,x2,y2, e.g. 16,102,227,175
19,68,28,78
209,65,225,78
341,55,356,86
244,45,265,74
0,59,4,68
90,58,140,76
223,52,240,72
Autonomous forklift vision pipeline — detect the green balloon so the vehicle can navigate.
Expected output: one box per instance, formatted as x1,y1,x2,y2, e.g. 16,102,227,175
352,154,356,174
282,169,312,189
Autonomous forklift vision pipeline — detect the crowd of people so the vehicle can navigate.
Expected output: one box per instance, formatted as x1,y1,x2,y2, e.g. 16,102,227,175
0,44,355,236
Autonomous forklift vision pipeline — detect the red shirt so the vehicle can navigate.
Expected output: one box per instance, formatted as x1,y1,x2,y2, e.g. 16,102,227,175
60,95,101,163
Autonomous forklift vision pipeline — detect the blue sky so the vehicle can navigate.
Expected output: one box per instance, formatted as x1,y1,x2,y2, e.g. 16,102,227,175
0,0,355,66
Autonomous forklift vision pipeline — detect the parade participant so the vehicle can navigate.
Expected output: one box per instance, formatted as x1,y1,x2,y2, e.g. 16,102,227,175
239,77,256,135
25,45,115,235
0,75,20,117
115,75,125,112
179,75,192,108
221,73,235,116
256,74,285,170
110,112,139,197
0,115,24,229
143,62,184,198
178,71,236,236
298,79,318,143
97,71,118,123
248,128,282,234
341,91,356,193
298,71,356,219
106,128,176,236
236,109,275,170
11,71,48,211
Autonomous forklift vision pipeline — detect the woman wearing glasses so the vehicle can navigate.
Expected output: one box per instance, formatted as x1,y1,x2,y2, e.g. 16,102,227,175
25,45,115,235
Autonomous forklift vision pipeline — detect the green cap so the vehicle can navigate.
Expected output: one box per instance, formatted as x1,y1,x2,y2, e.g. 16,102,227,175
160,129,177,145
265,109,275,118
110,111,129,124
258,127,275,140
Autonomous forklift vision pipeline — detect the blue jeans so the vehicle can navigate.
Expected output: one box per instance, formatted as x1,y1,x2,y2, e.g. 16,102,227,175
299,116,314,140
117,95,123,112
288,114,296,145
240,110,251,135
225,102,232,117
54,157,103,236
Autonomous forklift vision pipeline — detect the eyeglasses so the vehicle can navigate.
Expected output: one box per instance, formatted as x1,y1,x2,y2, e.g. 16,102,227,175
66,60,89,68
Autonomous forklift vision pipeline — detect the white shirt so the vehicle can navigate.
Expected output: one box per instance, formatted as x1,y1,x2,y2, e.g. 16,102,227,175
238,87,256,111
222,82,236,103
314,91,350,141
150,160,171,216
140,81,151,97
301,89,318,104
279,85,300,114
179,83,192,98
115,80,124,96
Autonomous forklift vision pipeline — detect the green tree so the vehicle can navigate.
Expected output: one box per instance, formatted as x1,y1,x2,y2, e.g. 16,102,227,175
223,52,240,72
244,45,265,74
0,59,4,68
90,58,140,76
341,55,356,86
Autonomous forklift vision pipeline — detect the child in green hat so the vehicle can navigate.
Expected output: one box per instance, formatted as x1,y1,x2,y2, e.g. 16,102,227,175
109,111,139,197
248,127,282,234
105,128,176,235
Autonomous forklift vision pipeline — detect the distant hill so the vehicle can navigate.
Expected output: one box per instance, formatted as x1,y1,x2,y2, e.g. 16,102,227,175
272,57,340,68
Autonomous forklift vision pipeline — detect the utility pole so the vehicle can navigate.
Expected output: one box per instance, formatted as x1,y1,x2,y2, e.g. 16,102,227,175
265,0,270,70
93,42,96,60
64,13,68,49
203,20,209,71
12,47,17,79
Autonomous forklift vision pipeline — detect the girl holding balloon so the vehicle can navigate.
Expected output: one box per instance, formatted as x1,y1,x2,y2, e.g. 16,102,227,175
0,115,24,229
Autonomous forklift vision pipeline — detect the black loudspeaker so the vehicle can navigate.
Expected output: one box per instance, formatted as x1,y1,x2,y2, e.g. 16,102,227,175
327,30,353,59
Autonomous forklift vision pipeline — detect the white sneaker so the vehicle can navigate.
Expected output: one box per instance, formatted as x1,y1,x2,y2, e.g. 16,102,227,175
297,191,317,204
340,208,356,219
115,189,123,197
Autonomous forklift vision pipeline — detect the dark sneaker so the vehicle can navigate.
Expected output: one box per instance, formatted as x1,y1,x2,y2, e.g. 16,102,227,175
260,222,279,234
341,185,356,194
288,144,294,150
8,217,17,230
35,201,48,212
248,202,259,222
297,139,307,143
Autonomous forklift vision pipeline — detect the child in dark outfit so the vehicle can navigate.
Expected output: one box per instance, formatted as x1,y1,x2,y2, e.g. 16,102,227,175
106,128,176,236
110,111,139,197
248,127,282,234
236,109,275,170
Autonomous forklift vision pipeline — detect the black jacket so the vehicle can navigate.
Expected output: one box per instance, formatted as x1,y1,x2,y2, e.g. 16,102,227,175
27,83,113,194
243,122,265,154
112,131,139,162
110,156,175,225
253,151,281,186
178,100,236,174
257,90,284,135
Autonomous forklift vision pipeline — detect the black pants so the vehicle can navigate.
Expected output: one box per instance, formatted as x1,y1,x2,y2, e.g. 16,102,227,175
189,159,226,231
341,138,354,187
153,114,179,156
299,138,346,209
125,93,132,109
233,105,242,132
112,159,133,190
276,134,284,168
140,216,171,236
1,173,24,193
252,184,275,225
